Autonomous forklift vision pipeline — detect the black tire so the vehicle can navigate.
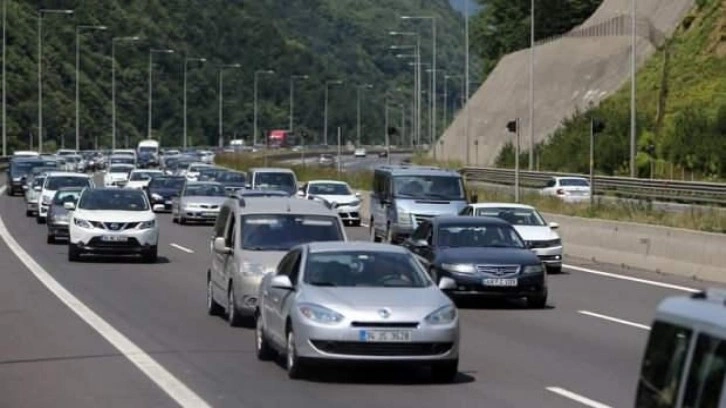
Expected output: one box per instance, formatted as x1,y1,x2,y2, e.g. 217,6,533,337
36,216,45,225
431,359,459,383
351,220,361,227
227,286,244,327
47,234,55,245
527,293,548,309
206,275,224,316
25,210,32,217
143,246,158,263
286,328,307,379
179,216,186,225
547,266,562,274
68,243,81,262
255,314,275,361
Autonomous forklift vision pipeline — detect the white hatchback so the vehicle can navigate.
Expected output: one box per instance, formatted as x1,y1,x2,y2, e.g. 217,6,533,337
540,177,591,203
67,188,159,263
125,169,164,189
38,172,94,224
104,164,135,187
298,180,362,226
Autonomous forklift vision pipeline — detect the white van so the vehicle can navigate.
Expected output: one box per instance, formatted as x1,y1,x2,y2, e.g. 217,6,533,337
635,289,726,407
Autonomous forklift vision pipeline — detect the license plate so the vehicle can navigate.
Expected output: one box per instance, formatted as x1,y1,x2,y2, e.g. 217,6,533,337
101,235,128,242
203,212,217,217
483,278,518,287
359,330,412,342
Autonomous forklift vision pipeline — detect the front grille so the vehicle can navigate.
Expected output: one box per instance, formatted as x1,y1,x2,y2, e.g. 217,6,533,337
351,322,419,328
528,239,560,248
475,264,520,277
100,222,140,231
310,341,453,356
87,237,141,248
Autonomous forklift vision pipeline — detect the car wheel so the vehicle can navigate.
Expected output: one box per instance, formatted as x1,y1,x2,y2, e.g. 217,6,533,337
369,221,381,242
206,276,224,316
171,211,178,223
255,314,275,361
25,210,32,217
527,294,547,309
286,328,307,379
227,286,244,327
68,243,80,262
547,266,562,274
143,245,158,263
36,216,45,225
179,216,186,225
47,234,55,244
431,359,459,383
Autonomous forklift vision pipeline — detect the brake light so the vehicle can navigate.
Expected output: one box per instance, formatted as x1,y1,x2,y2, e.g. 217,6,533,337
556,189,565,195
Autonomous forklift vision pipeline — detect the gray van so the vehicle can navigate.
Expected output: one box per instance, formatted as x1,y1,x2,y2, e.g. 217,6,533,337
369,165,468,244
247,167,298,196
635,289,726,407
206,196,347,326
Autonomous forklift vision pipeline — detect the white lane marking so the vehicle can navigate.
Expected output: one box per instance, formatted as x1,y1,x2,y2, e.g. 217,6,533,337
170,243,194,254
563,264,700,293
546,387,613,408
0,189,211,408
578,310,650,331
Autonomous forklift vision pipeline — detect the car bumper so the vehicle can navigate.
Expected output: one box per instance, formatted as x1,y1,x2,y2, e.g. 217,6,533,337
531,246,563,268
70,226,159,254
294,318,459,362
442,272,546,298
26,200,39,212
233,275,265,316
48,221,70,237
336,205,361,222
181,209,220,221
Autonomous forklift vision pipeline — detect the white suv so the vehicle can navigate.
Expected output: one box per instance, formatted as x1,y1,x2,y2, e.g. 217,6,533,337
38,172,94,224
67,188,159,263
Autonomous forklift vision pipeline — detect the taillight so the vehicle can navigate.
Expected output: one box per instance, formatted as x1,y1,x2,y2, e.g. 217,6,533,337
556,189,565,195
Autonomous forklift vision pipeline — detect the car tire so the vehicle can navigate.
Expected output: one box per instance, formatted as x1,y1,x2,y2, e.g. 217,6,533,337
255,315,275,361
206,275,224,316
179,216,186,225
227,286,244,327
68,243,81,262
36,216,45,225
286,328,307,379
47,234,55,244
431,359,459,383
547,266,562,274
527,294,548,309
171,212,178,223
25,210,32,217
143,246,158,263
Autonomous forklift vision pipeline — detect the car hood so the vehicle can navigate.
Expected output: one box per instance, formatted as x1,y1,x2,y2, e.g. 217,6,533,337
180,196,228,206
73,209,155,223
241,250,288,268
300,286,450,318
437,247,541,265
395,198,467,216
49,205,70,217
512,225,559,241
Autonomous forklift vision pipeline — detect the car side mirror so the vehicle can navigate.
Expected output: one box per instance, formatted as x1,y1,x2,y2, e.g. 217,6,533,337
63,202,76,211
245,183,252,189
549,222,559,230
271,275,294,290
438,277,457,290
213,237,232,255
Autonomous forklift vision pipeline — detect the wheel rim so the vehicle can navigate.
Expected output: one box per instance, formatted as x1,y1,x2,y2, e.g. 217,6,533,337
207,280,213,309
287,332,295,371
228,290,235,321
256,318,264,351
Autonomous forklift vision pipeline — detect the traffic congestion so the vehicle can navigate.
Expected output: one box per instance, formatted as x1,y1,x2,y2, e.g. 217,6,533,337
3,145,726,407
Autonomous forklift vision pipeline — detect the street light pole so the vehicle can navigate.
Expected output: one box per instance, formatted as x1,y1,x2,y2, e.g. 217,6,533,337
147,48,174,142
2,0,6,157
217,63,241,149
323,79,343,146
183,57,206,149
356,84,372,146
289,74,308,137
38,8,74,154
111,36,141,151
464,0,470,164
630,0,637,178
253,69,274,147
76,24,107,152
528,0,535,170
390,31,421,147
401,15,436,151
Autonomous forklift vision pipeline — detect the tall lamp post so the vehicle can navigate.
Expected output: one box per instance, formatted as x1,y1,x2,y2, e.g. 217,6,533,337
356,84,373,146
323,79,343,146
38,8,74,153
217,63,241,148
75,24,107,152
401,15,436,150
183,56,206,149
147,48,174,142
464,0,471,164
253,69,274,147
630,0,637,177
390,31,420,149
111,36,141,151
289,74,309,137
2,0,7,156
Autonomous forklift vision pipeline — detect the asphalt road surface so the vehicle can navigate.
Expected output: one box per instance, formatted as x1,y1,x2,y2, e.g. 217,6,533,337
0,174,721,408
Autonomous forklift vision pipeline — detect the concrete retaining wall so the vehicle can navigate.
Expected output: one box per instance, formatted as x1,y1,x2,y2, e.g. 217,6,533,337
357,192,726,283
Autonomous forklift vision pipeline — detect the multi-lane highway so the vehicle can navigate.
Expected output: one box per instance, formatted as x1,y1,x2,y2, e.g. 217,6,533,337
0,174,721,408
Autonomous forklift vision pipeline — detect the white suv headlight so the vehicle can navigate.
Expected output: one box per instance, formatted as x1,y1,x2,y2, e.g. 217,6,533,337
298,303,344,324
441,263,476,274
240,262,276,277
138,220,156,230
73,218,92,229
425,305,457,325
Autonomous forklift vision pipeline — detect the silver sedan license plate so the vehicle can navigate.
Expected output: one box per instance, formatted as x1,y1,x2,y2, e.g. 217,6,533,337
359,330,412,342
101,235,128,242
483,278,518,287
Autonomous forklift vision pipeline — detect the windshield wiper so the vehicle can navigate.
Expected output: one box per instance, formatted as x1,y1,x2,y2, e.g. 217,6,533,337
308,281,337,287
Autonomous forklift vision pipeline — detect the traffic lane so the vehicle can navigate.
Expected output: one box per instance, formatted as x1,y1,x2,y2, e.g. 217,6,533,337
0,208,175,407
0,188,577,407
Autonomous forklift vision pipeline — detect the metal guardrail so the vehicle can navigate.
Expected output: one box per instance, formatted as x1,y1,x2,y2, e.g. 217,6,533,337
461,167,726,206
0,156,8,171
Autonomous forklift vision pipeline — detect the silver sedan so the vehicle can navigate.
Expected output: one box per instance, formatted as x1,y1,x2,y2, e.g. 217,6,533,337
255,241,460,381
171,181,229,225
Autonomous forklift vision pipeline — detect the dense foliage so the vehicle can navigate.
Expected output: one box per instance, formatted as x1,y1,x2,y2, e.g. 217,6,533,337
2,0,468,152
496,0,726,180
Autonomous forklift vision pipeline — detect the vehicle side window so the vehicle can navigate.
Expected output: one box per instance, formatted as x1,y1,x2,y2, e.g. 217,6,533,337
373,172,383,197
382,175,392,200
213,206,231,238
636,321,693,408
288,251,302,285
276,251,296,276
683,333,726,408
546,179,556,188
425,224,434,245
411,221,430,241
225,214,236,248
459,206,472,216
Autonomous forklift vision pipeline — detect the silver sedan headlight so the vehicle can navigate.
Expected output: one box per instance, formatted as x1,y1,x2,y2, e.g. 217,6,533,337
424,305,457,325
298,303,344,324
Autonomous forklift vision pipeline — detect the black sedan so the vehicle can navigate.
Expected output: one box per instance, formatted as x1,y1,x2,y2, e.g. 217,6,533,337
216,171,247,194
145,176,186,212
402,216,547,308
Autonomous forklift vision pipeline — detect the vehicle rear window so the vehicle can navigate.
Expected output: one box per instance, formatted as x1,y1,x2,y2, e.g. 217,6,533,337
240,214,342,251
559,178,590,187
254,172,296,195
46,176,91,190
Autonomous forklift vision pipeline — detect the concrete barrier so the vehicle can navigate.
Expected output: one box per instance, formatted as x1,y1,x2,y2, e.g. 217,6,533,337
357,191,726,283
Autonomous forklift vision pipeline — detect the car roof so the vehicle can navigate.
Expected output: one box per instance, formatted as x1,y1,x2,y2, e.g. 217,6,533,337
131,169,163,173
555,176,588,180
236,197,337,216
374,165,459,177
656,290,726,336
434,215,510,226
470,203,535,211
307,179,349,185
85,187,144,194
249,167,295,174
45,171,91,178
186,181,223,186
306,241,407,254
236,190,289,197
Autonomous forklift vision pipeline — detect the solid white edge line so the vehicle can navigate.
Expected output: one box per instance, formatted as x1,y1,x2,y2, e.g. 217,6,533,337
578,310,651,331
170,243,194,254
563,264,700,293
0,186,211,408
546,387,613,408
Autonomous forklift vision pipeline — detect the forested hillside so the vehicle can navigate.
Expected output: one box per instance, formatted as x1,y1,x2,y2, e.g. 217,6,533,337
3,0,468,151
